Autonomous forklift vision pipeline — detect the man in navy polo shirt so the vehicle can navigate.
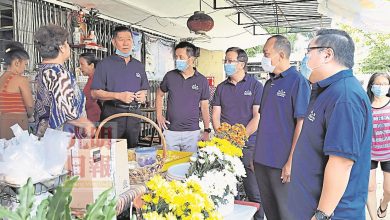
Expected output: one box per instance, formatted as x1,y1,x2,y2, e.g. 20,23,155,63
289,29,372,220
156,42,210,152
254,35,311,220
212,47,264,219
91,26,150,148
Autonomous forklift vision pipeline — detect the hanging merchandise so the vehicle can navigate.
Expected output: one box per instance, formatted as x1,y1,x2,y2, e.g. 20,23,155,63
144,34,175,81
131,31,143,61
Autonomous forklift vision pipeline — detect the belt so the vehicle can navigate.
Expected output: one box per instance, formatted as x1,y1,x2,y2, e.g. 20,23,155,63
105,101,141,110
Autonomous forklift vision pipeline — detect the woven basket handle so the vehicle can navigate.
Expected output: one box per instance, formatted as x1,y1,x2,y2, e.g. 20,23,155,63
94,112,167,159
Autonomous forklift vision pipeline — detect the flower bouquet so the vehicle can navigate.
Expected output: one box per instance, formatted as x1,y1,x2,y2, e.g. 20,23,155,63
214,123,248,149
141,175,222,220
186,123,248,215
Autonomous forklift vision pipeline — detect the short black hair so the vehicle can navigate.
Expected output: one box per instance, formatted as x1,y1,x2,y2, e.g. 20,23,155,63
4,42,29,65
175,41,199,57
268,35,291,58
225,47,248,66
79,52,100,67
314,29,355,69
113,26,132,38
34,24,69,59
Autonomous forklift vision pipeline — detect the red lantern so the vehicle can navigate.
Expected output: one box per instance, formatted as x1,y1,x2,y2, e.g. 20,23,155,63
187,11,214,34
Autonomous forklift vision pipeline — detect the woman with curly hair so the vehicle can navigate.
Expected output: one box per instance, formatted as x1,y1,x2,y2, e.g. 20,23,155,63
33,24,94,137
0,42,33,139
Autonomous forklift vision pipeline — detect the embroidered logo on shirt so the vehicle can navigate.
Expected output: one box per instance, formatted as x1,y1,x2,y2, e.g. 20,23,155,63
192,84,199,90
276,89,286,97
135,72,141,78
308,110,316,122
244,90,252,96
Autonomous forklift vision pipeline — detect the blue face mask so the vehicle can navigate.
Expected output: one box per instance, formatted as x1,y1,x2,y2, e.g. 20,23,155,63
371,85,390,97
224,63,236,76
115,49,132,58
176,59,188,72
300,55,312,81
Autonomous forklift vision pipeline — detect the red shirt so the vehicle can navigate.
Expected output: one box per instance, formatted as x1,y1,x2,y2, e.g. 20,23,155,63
83,75,101,122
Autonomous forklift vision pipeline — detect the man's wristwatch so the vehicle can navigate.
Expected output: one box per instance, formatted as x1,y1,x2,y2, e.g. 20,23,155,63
314,209,332,220
204,128,212,133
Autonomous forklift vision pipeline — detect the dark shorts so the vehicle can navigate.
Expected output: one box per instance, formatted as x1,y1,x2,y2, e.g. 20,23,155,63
371,160,390,172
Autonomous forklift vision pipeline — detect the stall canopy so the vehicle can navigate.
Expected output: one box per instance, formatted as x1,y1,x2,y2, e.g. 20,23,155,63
317,0,390,33
62,0,332,50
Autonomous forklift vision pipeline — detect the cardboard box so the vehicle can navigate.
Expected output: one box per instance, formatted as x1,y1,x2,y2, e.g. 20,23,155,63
67,139,130,209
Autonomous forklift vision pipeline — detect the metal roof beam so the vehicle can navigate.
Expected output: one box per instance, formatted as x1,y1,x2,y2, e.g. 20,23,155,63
213,0,316,10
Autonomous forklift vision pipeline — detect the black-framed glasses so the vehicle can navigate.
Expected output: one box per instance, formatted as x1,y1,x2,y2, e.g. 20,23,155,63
223,59,243,64
306,46,332,53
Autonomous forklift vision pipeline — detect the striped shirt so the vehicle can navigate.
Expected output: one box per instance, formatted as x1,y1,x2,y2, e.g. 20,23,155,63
372,102,390,161
0,74,26,113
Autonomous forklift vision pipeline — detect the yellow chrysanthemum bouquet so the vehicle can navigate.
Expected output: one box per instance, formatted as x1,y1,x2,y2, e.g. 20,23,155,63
141,175,222,220
186,123,247,213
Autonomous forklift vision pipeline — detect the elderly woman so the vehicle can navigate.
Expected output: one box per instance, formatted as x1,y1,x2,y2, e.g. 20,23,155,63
33,25,94,137
0,42,33,139
79,52,101,122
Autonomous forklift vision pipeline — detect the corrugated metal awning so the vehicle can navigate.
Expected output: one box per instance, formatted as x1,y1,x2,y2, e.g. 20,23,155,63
214,0,332,35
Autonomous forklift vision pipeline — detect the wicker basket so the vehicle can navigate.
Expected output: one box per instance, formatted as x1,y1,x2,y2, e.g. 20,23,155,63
95,112,167,184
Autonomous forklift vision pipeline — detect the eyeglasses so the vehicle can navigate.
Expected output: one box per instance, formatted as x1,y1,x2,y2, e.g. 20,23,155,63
306,46,332,53
223,59,242,64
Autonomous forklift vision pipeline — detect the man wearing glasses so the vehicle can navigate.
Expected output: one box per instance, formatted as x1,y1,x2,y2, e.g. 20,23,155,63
254,35,311,220
156,41,211,152
288,29,372,220
212,47,264,220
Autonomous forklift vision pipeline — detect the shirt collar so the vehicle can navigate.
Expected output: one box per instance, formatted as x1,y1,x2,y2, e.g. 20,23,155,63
225,73,249,85
111,54,133,62
175,68,199,78
269,66,295,79
316,69,353,88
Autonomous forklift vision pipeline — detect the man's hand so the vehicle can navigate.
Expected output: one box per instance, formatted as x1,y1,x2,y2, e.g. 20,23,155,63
116,91,135,104
311,216,316,220
281,157,292,183
157,114,170,130
135,91,147,103
201,132,210,141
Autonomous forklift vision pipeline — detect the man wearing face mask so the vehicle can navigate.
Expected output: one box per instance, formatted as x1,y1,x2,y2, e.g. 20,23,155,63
212,47,264,220
156,41,210,152
91,26,150,148
253,35,311,220
288,29,372,220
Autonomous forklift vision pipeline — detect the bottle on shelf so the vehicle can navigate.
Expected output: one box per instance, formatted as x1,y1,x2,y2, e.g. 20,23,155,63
73,27,82,45
89,31,97,44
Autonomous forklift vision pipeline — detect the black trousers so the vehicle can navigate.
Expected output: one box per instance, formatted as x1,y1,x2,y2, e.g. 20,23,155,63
242,146,265,220
255,162,292,220
100,104,141,148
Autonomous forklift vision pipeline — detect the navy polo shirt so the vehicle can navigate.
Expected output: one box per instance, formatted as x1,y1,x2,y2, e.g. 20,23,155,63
254,66,310,168
288,69,372,220
160,69,210,131
212,74,263,147
91,55,150,92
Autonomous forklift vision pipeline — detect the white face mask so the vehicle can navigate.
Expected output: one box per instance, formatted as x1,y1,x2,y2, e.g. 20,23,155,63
261,56,276,73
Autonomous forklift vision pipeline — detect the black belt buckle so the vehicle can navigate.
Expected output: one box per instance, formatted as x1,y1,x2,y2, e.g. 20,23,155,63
128,103,141,110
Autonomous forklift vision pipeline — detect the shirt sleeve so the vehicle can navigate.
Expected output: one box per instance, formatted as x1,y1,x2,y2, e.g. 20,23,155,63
159,72,169,93
90,61,106,90
253,81,264,106
323,101,366,161
212,85,221,106
200,78,210,101
292,76,311,118
140,67,150,90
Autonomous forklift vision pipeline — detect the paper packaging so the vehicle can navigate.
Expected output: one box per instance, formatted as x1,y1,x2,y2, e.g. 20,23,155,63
67,139,130,209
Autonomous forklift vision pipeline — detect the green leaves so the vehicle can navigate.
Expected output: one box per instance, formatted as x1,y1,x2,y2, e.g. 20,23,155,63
0,176,117,220
84,188,116,220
